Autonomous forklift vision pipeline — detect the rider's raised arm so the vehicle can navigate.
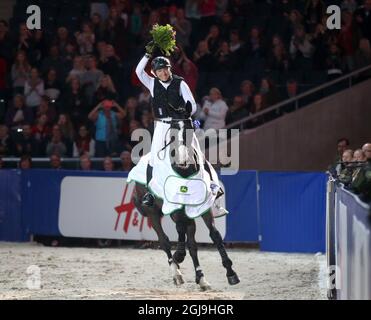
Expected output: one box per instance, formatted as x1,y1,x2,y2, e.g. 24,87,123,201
135,54,154,96
180,81,197,116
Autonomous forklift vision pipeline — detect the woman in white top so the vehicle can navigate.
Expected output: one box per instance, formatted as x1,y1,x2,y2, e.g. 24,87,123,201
199,87,228,130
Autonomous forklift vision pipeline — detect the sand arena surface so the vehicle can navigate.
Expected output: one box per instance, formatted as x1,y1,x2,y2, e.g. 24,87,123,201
0,242,327,300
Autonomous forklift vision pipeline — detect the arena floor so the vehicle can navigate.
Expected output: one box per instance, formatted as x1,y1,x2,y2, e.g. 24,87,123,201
0,242,327,300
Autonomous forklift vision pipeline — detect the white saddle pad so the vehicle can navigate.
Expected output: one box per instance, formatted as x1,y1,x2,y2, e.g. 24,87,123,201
164,175,208,206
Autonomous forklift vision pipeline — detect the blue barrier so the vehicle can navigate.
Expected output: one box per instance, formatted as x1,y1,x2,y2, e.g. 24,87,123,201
221,171,259,242
0,169,327,252
0,170,26,242
333,184,371,300
258,172,327,253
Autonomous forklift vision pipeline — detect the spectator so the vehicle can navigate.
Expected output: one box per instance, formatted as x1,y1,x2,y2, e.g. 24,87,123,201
225,95,249,128
289,25,314,61
130,4,143,37
355,0,371,42
61,77,88,129
103,156,114,171
326,44,345,80
49,153,62,169
199,87,228,130
329,137,350,175
259,78,280,107
24,67,44,109
0,20,12,63
351,142,371,199
120,150,133,171
16,23,34,57
138,85,151,108
80,153,92,171
88,99,126,156
75,22,95,55
73,125,95,157
341,0,358,13
229,29,243,54
245,26,264,59
91,13,106,42
31,114,51,153
81,56,104,106
54,27,74,58
14,124,39,156
354,38,371,78
11,50,31,94
215,41,233,72
248,93,267,127
173,8,192,50
193,40,215,72
94,74,118,104
304,0,326,33
66,56,86,83
338,149,355,184
0,56,6,96
46,125,67,157
343,149,354,163
173,50,199,94
353,148,367,162
121,96,140,138
338,11,360,72
5,94,34,131
140,110,154,137
41,45,66,80
18,154,32,169
104,6,128,60
44,68,62,102
57,114,75,143
98,44,122,90
0,124,14,156
362,142,371,160
281,79,300,114
240,80,255,108
36,96,57,124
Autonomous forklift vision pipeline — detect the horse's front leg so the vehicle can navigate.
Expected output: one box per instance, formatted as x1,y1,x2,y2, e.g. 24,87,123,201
171,213,187,265
185,218,211,291
202,210,240,285
147,211,184,286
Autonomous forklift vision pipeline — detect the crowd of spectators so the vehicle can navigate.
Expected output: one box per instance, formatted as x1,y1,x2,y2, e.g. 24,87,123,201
0,0,371,164
329,138,371,201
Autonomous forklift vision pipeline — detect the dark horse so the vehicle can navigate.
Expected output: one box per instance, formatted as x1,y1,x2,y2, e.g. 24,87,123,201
132,120,240,289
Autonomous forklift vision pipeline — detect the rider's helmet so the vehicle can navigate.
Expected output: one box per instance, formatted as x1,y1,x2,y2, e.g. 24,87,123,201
151,56,171,72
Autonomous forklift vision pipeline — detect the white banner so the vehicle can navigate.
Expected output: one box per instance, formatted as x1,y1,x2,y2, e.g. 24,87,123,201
58,176,226,243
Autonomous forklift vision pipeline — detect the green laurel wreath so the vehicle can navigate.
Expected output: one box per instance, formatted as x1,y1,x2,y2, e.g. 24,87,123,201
146,24,177,57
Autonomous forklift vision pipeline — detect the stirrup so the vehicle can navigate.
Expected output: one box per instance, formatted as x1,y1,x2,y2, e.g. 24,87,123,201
142,192,155,207
213,203,229,218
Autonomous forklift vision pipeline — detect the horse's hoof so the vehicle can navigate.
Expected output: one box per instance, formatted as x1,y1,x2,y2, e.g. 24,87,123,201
198,276,211,291
227,273,240,285
173,274,184,286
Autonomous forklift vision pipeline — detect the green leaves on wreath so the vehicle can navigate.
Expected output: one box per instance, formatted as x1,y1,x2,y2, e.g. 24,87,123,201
149,24,177,57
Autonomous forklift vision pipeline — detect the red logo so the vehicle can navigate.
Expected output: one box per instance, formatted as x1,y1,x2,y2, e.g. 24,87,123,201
114,183,153,234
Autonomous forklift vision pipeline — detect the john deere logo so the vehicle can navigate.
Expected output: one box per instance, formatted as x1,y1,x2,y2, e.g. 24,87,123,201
180,186,188,193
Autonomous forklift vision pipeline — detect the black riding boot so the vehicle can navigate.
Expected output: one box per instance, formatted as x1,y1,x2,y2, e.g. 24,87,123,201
142,164,154,207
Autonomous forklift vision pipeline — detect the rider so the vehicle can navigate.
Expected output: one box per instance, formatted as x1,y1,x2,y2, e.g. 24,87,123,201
131,44,227,217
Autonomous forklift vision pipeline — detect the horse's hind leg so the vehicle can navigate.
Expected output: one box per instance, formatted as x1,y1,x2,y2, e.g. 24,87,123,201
202,210,240,285
185,219,211,291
